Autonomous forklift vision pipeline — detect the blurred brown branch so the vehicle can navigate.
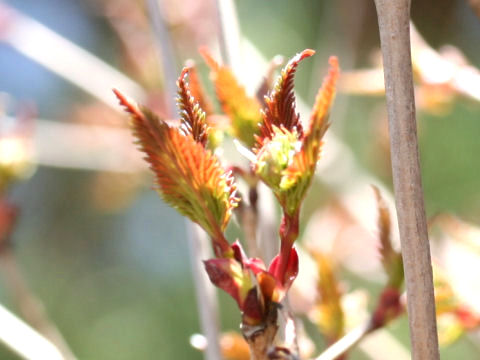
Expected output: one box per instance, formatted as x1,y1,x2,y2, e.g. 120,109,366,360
374,1,439,359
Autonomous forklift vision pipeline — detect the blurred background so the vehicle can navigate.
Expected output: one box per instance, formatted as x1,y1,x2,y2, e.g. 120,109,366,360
0,0,479,359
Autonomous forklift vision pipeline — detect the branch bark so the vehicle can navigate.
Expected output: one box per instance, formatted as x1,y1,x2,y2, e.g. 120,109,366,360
373,1,439,359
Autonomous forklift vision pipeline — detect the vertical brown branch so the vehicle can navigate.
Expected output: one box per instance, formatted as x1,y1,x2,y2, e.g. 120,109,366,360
373,1,439,359
145,0,177,117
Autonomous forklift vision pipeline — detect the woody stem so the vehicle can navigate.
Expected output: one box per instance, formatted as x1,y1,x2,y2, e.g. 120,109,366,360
373,1,439,358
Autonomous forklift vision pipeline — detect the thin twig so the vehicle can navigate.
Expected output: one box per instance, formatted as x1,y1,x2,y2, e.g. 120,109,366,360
0,302,65,360
239,196,261,258
0,2,146,109
214,0,242,76
187,225,222,360
215,0,280,262
373,1,440,359
145,2,223,359
145,0,177,117
31,118,143,173
314,322,371,360
215,3,287,358
358,328,410,360
0,249,77,360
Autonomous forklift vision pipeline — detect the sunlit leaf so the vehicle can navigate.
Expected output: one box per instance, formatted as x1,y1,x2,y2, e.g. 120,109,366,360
184,60,215,115
114,89,238,255
373,186,404,288
268,247,299,294
201,48,263,148
255,55,284,106
204,258,252,308
254,126,299,196
259,49,315,146
310,251,344,343
303,56,339,169
280,57,339,212
176,67,209,146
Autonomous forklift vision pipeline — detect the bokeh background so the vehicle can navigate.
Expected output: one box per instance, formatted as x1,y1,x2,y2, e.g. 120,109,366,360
0,0,480,359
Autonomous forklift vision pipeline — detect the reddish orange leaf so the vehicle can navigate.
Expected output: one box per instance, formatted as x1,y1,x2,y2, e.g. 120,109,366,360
268,247,299,292
184,60,215,115
373,186,404,288
176,67,209,146
311,251,345,342
200,48,263,148
114,89,237,255
204,258,251,308
305,56,339,164
255,55,284,105
278,57,339,215
259,49,315,145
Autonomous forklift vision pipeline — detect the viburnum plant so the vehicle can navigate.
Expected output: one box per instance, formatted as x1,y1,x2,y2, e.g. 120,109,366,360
114,48,338,358
113,45,480,359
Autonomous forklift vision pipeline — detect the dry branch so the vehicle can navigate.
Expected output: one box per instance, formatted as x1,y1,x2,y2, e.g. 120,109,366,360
373,1,440,359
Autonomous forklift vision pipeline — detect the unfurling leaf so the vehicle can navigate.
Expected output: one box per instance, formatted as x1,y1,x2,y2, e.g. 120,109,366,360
298,56,339,172
227,240,296,322
252,53,338,291
310,252,345,343
177,67,209,147
373,186,404,288
204,242,267,325
371,287,403,330
204,258,252,308
254,54,339,217
280,56,339,215
259,49,315,145
114,89,238,256
268,246,299,297
256,55,284,106
181,61,222,148
183,60,215,115
254,126,300,194
201,48,263,149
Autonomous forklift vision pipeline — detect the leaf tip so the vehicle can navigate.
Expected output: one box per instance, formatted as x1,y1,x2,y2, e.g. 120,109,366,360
199,46,220,70
113,88,142,119
300,48,316,59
